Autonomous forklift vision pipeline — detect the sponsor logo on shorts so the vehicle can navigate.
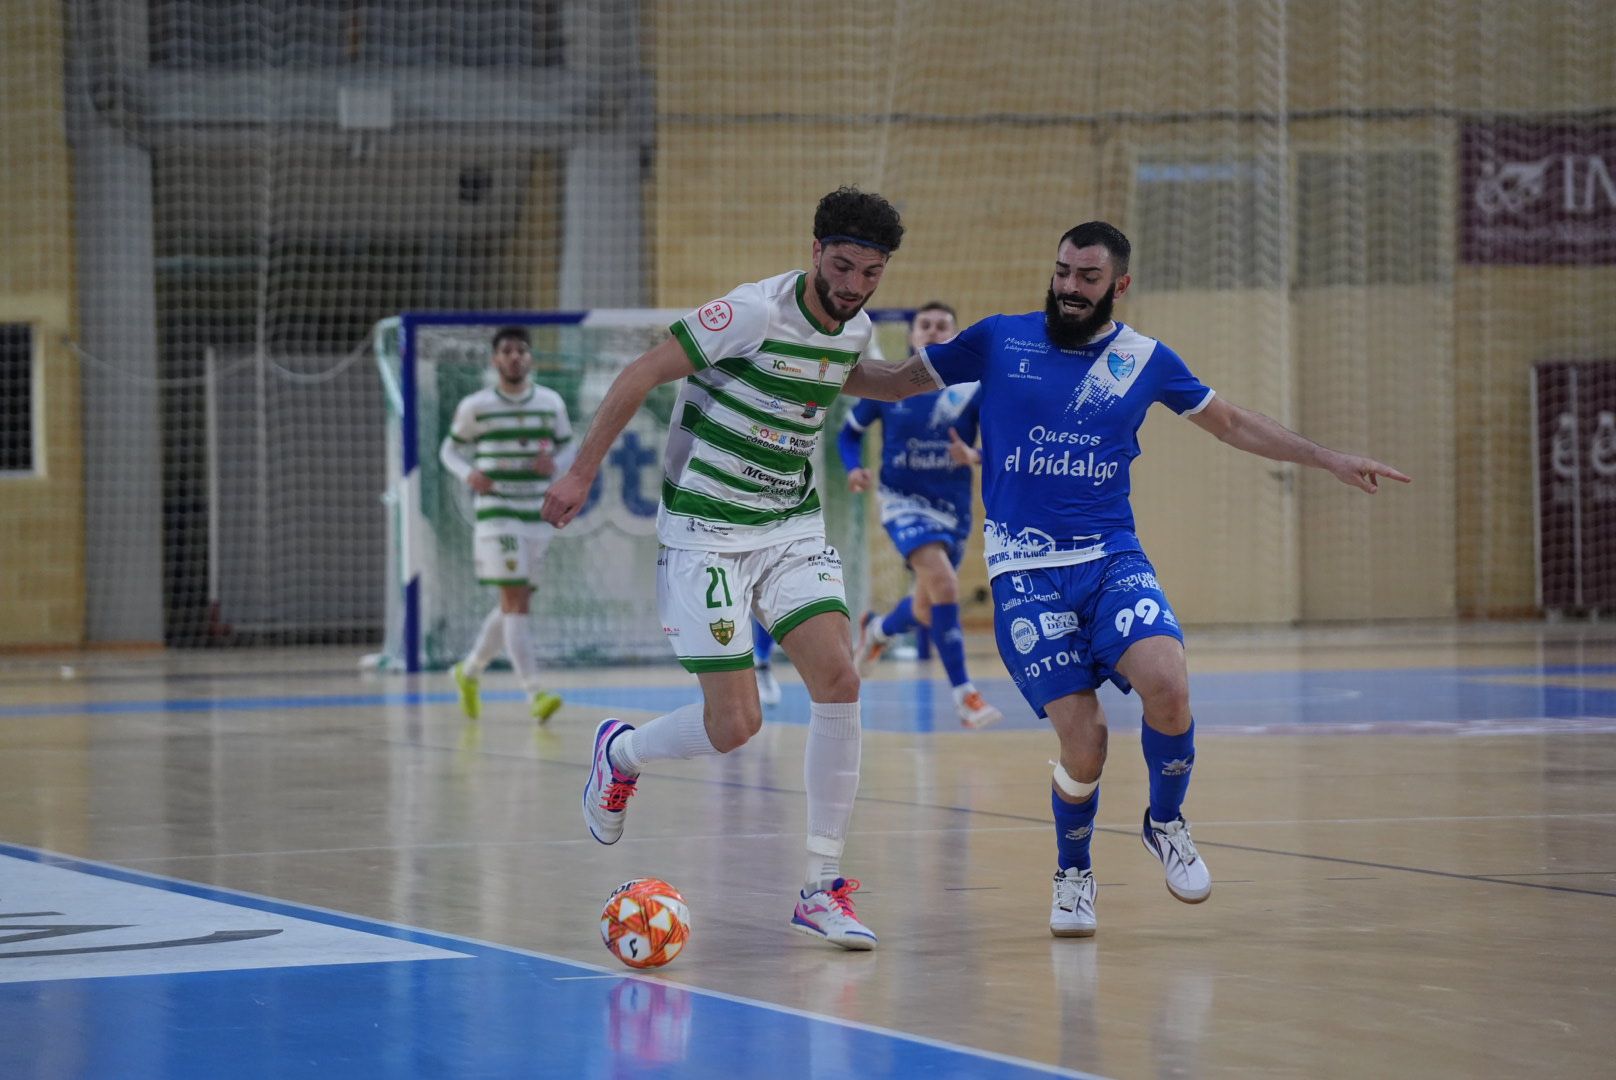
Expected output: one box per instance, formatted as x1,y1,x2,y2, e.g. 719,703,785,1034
1110,570,1162,592
1023,647,1084,680
1010,617,1039,655
709,618,735,645
662,625,680,637
1000,589,1061,613
1039,611,1080,639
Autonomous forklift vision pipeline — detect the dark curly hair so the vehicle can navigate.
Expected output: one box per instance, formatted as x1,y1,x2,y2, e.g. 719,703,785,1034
813,186,904,254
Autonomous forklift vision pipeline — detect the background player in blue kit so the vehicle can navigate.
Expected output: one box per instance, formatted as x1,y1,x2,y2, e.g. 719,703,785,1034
838,302,1003,729
842,221,1409,937
753,619,781,706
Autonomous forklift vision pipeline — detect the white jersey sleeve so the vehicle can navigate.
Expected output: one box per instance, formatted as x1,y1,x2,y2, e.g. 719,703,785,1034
440,396,481,482
668,283,769,371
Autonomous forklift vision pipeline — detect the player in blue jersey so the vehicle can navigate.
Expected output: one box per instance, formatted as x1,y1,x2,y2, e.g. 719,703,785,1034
838,302,1003,729
842,221,1409,937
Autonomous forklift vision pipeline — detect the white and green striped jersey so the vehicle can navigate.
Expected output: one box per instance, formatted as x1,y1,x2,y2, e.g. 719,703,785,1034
440,383,572,536
660,270,876,552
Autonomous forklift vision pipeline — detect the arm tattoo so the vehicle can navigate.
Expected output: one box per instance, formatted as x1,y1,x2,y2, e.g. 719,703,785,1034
905,362,935,387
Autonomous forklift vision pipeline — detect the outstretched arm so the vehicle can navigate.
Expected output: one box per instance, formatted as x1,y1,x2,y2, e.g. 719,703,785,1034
1189,396,1411,493
540,337,693,527
843,354,942,402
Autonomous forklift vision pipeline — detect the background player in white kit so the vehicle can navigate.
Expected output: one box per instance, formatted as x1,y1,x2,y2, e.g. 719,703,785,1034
844,222,1409,938
542,187,905,950
438,326,572,724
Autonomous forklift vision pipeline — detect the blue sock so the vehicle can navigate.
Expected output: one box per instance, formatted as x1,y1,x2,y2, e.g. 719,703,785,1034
880,595,916,638
752,619,773,665
930,603,969,687
1052,784,1099,872
1141,720,1195,824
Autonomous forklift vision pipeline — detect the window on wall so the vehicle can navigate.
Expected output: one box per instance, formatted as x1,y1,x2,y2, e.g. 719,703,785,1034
1132,156,1289,290
148,1,562,68
0,324,35,474
1294,150,1447,287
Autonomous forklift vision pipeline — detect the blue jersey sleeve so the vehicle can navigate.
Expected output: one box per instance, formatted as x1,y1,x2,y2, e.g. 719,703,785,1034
1152,343,1215,414
921,316,996,386
838,399,881,472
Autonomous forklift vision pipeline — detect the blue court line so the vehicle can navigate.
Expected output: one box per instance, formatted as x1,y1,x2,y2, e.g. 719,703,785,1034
4,664,1614,735
0,842,1102,1080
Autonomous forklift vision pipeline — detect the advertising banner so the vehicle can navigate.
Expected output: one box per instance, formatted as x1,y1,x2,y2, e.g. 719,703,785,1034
1463,123,1616,265
1533,361,1616,612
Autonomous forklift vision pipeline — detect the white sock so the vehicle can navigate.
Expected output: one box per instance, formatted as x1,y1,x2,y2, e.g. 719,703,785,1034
613,702,718,774
501,614,541,694
465,606,504,673
804,700,861,890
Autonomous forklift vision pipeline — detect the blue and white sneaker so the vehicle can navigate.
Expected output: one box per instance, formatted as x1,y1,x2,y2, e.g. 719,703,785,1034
582,719,637,845
1050,867,1097,937
791,877,877,950
1142,811,1212,903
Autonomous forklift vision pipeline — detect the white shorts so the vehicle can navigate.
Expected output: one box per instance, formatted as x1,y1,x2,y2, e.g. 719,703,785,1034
473,526,554,588
657,538,849,673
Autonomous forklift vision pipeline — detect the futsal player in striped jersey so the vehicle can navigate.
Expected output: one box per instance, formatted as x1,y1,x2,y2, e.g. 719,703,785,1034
439,326,572,725
544,188,904,950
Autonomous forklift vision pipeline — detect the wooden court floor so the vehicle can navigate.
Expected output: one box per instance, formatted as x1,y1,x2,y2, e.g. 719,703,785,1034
2,621,1614,1078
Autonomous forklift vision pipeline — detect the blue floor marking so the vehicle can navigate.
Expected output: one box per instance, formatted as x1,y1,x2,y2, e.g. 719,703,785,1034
4,664,1613,734
0,843,1099,1080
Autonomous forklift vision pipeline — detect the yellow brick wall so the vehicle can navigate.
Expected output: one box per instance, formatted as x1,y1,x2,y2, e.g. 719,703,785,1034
0,0,83,647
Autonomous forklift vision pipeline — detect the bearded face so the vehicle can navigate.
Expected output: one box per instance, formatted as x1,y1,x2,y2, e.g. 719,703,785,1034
1044,282,1116,350
813,262,870,322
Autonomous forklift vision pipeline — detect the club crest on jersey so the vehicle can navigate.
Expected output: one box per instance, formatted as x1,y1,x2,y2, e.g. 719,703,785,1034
709,618,735,645
818,358,831,381
1107,352,1135,380
801,401,821,419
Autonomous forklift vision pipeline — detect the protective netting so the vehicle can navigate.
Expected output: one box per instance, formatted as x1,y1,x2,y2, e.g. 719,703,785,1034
7,0,1613,648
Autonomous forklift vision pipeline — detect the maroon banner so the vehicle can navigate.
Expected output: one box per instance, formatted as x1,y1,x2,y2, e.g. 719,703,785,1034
1463,123,1616,265
1534,361,1616,613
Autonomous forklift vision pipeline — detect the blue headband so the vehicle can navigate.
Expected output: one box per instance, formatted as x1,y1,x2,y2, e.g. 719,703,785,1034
818,234,892,254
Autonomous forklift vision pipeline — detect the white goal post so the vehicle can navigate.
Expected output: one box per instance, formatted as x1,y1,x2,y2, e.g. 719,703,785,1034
374,309,914,672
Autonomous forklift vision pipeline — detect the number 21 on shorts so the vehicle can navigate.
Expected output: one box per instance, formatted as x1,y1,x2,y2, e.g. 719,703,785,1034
705,566,733,609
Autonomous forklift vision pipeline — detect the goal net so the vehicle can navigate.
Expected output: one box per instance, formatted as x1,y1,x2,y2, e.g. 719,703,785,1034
374,311,913,672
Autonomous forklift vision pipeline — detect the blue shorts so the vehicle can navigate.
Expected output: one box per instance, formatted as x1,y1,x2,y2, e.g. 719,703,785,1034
883,515,968,569
989,552,1184,718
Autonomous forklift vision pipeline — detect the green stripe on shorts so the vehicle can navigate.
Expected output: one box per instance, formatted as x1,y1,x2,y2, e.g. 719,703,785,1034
679,653,757,674
769,598,849,641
